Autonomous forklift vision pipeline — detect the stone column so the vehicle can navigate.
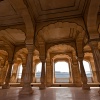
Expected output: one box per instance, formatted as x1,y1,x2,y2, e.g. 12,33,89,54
89,41,100,82
78,57,90,90
2,61,13,89
71,63,81,86
19,45,34,95
71,57,81,86
46,58,52,86
90,59,98,83
39,60,46,89
0,61,8,85
38,42,46,89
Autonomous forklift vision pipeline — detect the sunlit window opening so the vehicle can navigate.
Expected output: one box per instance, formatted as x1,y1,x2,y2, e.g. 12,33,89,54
35,62,42,83
17,64,23,82
83,60,93,83
54,61,70,83
11,65,14,76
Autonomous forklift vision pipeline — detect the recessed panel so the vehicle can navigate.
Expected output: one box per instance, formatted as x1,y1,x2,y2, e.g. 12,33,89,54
0,1,16,16
39,0,75,10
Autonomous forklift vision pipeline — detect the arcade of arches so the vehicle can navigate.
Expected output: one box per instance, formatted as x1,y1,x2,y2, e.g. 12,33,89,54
0,0,100,95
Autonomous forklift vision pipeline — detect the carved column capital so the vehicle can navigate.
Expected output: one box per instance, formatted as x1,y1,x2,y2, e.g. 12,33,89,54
26,44,34,53
8,59,13,65
40,57,45,63
77,57,84,62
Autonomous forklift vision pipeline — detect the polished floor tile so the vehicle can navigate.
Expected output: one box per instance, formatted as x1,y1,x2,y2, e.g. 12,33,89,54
0,87,100,100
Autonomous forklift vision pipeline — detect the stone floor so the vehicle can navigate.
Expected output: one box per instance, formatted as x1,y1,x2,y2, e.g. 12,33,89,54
0,87,100,100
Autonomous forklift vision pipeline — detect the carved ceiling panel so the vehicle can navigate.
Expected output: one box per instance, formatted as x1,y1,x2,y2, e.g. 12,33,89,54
0,0,23,26
27,0,87,22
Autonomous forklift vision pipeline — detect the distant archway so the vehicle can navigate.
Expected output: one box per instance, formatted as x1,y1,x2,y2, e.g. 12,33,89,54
16,64,23,83
54,61,70,83
35,62,42,83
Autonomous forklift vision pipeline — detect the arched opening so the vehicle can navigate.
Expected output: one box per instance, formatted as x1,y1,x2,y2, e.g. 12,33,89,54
54,61,70,83
83,60,93,83
17,64,23,83
35,62,42,83
11,64,14,76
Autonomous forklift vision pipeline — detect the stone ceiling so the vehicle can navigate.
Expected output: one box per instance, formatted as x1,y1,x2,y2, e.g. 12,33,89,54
26,0,88,22
0,0,24,26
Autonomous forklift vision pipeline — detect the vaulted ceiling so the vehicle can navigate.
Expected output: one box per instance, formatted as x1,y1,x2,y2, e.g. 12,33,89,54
0,0,100,51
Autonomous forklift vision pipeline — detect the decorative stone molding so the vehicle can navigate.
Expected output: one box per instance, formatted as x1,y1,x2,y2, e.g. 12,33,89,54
47,44,76,58
53,54,71,61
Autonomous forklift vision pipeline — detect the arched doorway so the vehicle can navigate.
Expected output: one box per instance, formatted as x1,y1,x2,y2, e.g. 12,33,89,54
35,62,42,83
54,61,70,83
17,64,23,83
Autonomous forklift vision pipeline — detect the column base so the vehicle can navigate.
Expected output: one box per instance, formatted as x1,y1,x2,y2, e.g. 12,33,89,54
2,84,10,89
39,84,46,90
82,84,90,90
19,86,33,95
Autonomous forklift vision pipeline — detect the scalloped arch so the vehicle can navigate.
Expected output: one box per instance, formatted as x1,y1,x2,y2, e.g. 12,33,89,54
53,54,71,60
84,45,91,51
38,22,85,41
47,44,76,58
38,22,84,34
14,48,28,61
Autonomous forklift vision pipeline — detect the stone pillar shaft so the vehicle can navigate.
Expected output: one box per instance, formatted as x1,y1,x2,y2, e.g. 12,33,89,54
46,59,52,86
71,62,81,86
90,42,100,82
19,45,34,95
41,61,45,83
39,61,46,89
93,51,100,82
